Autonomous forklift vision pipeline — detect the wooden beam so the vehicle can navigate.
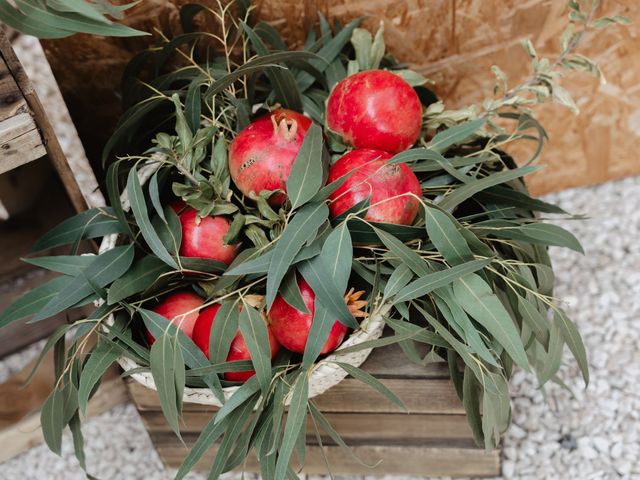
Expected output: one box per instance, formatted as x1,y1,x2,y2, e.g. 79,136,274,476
0,31,87,213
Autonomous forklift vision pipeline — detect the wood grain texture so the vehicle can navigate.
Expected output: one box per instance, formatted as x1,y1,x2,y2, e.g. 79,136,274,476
0,31,88,212
0,52,45,173
41,0,639,195
157,444,501,476
142,410,475,442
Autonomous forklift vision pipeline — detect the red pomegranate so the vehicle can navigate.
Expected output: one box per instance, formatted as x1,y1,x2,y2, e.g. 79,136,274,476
327,148,422,225
178,207,239,265
192,303,280,382
228,109,313,206
268,277,367,355
148,291,204,344
326,70,422,153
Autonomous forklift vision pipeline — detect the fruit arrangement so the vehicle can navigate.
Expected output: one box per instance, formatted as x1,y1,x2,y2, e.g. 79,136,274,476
0,1,629,479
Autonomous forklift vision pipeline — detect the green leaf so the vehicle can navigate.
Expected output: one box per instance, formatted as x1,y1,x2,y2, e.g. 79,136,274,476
68,414,86,471
41,388,65,455
275,373,309,479
204,51,322,99
302,303,334,369
154,206,182,256
150,334,182,439
0,276,72,328
127,166,178,268
238,303,272,393
333,362,406,410
266,202,329,308
214,376,261,426
140,308,224,401
287,123,325,210
23,255,96,276
517,295,550,347
429,118,486,152
32,245,134,322
383,264,413,301
476,186,568,214
279,270,309,313
175,413,232,480
105,161,134,238
393,258,492,304
108,256,172,304
539,320,564,385
298,256,358,329
453,273,529,369
31,207,126,252
184,81,203,133
438,166,540,211
319,223,353,294
149,170,167,223
373,226,430,276
425,205,474,265
208,301,240,366
462,366,484,446
555,308,589,385
77,341,121,415
494,223,584,254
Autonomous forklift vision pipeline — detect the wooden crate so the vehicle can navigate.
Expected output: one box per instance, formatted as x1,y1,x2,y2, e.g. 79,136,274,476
127,343,502,478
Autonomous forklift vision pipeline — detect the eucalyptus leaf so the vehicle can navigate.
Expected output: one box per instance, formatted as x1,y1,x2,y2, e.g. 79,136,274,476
287,124,325,209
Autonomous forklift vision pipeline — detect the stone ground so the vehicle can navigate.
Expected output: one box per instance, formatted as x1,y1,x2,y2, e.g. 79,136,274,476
0,36,638,480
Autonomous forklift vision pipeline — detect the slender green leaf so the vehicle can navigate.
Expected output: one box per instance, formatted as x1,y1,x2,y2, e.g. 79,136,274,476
462,366,484,446
31,207,126,252
425,205,474,265
453,273,529,369
41,388,64,455
298,256,358,329
383,264,413,301
0,276,73,328
394,258,492,304
438,166,540,211
33,245,134,322
287,124,325,209
23,255,96,276
150,334,182,439
127,167,178,268
280,270,309,313
78,341,121,414
275,373,309,479
238,303,271,393
108,256,172,304
266,202,329,308
555,308,589,385
429,118,486,151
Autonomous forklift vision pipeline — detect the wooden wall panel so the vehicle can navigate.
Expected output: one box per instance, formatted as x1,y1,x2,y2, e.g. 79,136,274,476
41,1,639,194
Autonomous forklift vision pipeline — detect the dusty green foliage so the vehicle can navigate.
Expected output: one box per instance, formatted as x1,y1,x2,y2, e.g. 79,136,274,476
0,0,147,38
0,1,629,479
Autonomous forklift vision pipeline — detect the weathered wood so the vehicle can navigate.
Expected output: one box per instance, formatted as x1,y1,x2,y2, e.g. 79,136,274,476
142,410,474,441
156,444,501,477
0,31,88,212
0,50,45,173
0,375,128,463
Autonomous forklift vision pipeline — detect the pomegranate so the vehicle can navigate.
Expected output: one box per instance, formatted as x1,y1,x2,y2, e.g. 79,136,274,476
326,70,422,153
228,109,313,205
148,290,204,344
268,277,367,355
192,303,280,382
327,148,422,225
178,207,239,265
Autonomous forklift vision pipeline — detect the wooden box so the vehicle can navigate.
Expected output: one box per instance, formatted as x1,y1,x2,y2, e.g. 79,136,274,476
127,343,502,478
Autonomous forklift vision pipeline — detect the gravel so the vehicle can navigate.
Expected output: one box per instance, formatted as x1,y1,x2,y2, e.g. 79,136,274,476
2,35,639,480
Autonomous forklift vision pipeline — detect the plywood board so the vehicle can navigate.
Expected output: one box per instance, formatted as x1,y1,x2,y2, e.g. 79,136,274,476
41,0,639,195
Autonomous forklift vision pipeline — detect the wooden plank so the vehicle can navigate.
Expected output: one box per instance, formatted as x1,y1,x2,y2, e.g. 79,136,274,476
128,343,462,414
0,53,45,173
0,375,128,463
141,410,474,442
0,31,87,212
156,444,501,477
